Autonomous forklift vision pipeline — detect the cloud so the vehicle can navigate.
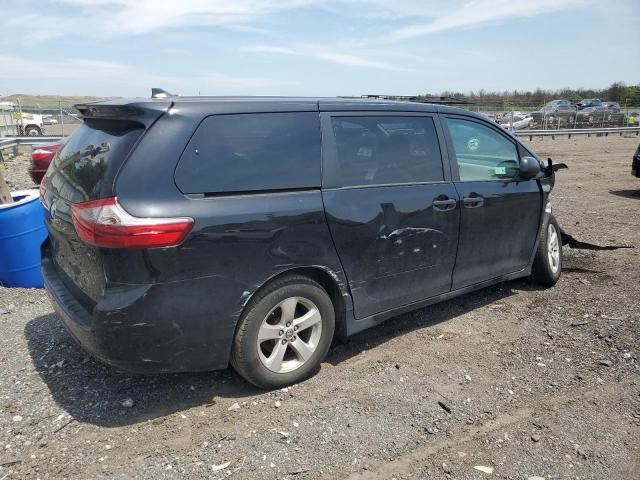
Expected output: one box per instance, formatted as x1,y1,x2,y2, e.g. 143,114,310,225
4,1,592,43
388,0,588,41
313,50,412,71
52,0,326,35
243,45,298,55
0,54,294,96
244,44,413,71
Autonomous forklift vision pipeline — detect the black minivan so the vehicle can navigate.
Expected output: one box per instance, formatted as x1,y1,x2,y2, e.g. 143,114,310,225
41,95,562,389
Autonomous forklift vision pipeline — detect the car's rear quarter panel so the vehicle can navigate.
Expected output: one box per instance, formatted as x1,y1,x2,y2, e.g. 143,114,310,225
112,106,349,371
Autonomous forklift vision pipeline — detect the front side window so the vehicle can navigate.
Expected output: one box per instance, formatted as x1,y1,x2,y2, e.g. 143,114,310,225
175,112,321,194
446,118,519,181
330,116,444,187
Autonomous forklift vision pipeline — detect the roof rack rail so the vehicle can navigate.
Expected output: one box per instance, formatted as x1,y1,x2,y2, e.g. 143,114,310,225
151,88,175,99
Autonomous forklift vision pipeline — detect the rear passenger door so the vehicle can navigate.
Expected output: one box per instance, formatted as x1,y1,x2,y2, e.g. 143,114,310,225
442,116,542,289
321,113,460,319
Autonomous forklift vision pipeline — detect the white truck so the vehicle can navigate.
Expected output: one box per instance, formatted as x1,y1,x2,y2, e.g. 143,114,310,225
15,111,46,136
0,102,46,136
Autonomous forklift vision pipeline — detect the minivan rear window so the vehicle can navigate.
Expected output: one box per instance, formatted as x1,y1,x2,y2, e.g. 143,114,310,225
175,112,321,194
47,119,143,203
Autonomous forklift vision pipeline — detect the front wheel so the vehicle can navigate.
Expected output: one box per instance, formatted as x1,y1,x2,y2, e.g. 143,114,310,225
24,125,42,136
530,215,562,287
230,275,335,389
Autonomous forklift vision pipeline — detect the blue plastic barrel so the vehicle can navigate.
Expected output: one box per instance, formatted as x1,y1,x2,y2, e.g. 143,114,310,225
0,190,48,288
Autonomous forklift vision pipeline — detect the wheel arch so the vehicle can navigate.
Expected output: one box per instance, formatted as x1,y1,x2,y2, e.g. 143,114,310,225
239,266,349,341
24,124,42,134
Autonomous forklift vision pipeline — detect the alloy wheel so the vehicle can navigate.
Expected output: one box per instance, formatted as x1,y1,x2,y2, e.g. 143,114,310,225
257,296,322,373
547,223,560,274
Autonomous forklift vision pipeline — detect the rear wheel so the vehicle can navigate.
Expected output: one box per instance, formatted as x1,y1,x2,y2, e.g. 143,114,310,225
230,275,335,389
530,215,562,287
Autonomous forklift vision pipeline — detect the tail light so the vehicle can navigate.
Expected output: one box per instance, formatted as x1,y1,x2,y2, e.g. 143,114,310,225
32,148,55,162
71,197,194,249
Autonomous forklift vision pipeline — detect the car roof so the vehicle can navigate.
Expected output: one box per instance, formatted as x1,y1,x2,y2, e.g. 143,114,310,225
85,95,488,120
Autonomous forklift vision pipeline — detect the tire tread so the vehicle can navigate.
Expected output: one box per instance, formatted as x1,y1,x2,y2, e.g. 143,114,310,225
530,215,562,287
230,274,334,389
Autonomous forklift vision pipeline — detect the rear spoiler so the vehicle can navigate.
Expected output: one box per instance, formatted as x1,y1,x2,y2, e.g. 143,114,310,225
74,101,172,128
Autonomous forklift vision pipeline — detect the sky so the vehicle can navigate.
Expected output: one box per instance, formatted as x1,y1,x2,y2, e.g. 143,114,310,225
1,0,639,98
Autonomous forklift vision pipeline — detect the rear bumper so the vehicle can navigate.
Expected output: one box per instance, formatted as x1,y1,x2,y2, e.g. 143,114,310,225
42,253,235,373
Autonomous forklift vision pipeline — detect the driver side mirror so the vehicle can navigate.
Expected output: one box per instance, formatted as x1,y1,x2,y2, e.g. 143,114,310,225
519,156,542,179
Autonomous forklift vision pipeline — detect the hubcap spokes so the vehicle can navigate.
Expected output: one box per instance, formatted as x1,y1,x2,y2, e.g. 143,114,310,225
257,296,322,373
547,224,560,273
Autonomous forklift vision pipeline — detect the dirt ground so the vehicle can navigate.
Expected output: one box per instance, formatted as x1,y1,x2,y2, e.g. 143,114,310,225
0,135,639,480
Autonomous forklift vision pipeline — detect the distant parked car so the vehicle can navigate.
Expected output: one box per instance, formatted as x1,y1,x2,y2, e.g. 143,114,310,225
575,99,610,123
479,112,498,123
530,100,576,127
500,114,533,131
543,100,575,115
575,98,603,110
540,99,576,126
632,144,640,178
30,140,64,184
603,102,621,112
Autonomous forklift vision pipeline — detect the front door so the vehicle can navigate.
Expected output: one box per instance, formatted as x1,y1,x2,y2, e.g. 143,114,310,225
321,113,460,319
442,116,543,290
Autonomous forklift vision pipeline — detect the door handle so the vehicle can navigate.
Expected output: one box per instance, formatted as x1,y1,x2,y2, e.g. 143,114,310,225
432,197,456,211
463,196,484,208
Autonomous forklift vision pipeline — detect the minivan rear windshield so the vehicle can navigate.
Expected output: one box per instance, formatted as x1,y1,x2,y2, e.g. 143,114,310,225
47,119,143,203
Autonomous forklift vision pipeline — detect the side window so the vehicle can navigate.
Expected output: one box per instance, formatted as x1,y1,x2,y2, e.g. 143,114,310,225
446,118,519,181
175,112,321,194
330,116,444,187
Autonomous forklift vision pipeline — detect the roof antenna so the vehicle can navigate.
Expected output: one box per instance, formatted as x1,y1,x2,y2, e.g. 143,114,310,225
151,88,174,99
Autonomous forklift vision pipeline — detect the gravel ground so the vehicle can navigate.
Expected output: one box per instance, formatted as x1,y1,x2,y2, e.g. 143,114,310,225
1,147,37,192
0,135,639,480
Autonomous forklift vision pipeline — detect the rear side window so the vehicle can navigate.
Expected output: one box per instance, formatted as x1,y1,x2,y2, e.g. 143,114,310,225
175,113,321,194
330,116,444,187
47,119,143,203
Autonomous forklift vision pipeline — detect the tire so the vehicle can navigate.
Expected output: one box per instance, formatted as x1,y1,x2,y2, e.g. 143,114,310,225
230,274,335,389
24,125,41,136
530,215,562,287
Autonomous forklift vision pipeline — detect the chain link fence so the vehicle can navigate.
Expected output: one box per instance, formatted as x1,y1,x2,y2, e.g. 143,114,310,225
2,96,640,138
437,101,640,131
0,101,82,138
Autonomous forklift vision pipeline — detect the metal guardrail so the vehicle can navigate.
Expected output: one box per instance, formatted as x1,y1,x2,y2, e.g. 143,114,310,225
0,136,65,151
514,127,640,140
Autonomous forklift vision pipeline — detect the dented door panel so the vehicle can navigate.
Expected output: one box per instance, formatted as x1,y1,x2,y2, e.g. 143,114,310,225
322,186,460,318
